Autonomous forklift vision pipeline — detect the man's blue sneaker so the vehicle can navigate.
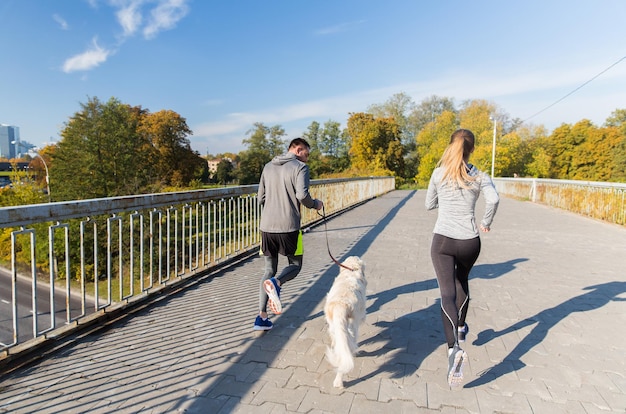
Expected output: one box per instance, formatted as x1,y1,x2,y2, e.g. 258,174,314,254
263,277,282,314
253,315,273,331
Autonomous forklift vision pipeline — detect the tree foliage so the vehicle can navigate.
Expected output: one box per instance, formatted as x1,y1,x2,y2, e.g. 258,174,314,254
237,123,286,184
415,110,459,186
302,120,350,177
367,92,415,147
0,162,51,272
227,94,625,187
51,97,206,201
347,112,405,176
138,109,205,188
545,119,625,182
408,95,457,140
43,94,626,198
215,159,235,184
302,121,323,177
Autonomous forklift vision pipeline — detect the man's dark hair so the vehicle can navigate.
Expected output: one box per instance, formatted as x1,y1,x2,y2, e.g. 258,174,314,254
288,137,310,150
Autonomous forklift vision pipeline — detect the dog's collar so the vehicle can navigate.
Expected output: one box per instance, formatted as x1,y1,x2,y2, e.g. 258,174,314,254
333,256,355,272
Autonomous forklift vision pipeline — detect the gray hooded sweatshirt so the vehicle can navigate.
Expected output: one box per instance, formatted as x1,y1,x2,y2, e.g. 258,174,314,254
258,152,318,233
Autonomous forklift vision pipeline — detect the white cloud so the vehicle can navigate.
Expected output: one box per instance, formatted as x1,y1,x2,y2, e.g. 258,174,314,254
62,38,112,73
110,0,189,40
61,0,189,74
143,0,190,39
116,0,143,37
53,14,69,30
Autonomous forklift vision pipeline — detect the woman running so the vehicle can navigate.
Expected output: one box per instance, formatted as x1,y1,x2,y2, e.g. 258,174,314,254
425,128,499,387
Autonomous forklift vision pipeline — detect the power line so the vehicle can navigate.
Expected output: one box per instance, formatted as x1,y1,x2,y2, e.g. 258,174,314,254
522,54,626,123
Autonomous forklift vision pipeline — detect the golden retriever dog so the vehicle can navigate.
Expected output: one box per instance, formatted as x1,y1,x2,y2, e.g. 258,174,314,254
323,256,367,388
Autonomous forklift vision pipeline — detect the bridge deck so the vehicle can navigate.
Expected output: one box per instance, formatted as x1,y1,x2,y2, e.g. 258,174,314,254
1,190,625,413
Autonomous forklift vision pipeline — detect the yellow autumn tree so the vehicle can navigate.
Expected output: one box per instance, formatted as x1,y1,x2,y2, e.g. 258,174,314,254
138,109,206,188
346,113,404,176
415,110,459,187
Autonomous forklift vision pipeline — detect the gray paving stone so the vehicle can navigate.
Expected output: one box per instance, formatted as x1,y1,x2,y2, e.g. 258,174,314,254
248,382,309,412
525,394,587,414
473,389,532,414
350,393,425,413
297,387,354,413
1,190,626,413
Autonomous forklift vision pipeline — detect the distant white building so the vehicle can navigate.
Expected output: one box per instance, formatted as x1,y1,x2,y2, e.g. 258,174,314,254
207,157,235,174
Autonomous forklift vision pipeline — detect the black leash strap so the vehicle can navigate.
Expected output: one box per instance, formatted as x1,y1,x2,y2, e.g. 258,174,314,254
318,206,355,271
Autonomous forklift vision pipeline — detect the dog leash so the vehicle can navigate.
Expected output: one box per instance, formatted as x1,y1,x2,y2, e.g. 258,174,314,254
317,206,355,271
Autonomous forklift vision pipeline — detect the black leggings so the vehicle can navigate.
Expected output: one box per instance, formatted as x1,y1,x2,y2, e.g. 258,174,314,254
430,233,481,348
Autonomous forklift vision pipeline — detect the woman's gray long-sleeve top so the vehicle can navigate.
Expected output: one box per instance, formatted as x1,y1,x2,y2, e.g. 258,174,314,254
425,165,499,240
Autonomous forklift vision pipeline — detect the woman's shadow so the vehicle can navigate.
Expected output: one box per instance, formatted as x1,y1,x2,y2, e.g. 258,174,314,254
343,258,530,386
349,300,444,385
471,258,529,280
465,280,626,388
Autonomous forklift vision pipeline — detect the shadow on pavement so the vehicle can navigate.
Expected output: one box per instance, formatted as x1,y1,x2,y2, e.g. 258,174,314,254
177,190,418,412
466,280,626,388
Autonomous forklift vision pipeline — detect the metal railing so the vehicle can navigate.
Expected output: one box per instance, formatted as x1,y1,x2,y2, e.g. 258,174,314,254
0,176,395,355
494,178,626,226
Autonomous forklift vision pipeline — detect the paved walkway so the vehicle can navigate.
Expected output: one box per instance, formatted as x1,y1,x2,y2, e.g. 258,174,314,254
1,190,625,414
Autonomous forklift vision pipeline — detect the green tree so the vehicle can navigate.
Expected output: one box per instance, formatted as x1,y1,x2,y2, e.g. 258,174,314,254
215,159,235,185
604,109,626,182
319,120,346,157
320,120,350,173
53,97,147,200
241,123,286,157
237,149,268,185
605,108,626,131
237,123,285,184
367,92,416,146
302,121,324,177
368,92,422,180
408,95,456,138
501,125,547,177
52,97,205,200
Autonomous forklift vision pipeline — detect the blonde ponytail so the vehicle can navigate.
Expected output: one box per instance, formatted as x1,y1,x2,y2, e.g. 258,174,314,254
437,129,476,188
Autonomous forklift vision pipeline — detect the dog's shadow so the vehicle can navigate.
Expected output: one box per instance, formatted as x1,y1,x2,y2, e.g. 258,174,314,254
345,300,442,386
331,278,442,386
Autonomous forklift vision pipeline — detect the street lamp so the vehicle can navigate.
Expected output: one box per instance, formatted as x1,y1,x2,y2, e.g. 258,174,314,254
490,116,497,177
28,151,51,202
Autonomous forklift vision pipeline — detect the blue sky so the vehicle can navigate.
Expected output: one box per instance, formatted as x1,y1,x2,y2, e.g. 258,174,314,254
1,1,626,156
